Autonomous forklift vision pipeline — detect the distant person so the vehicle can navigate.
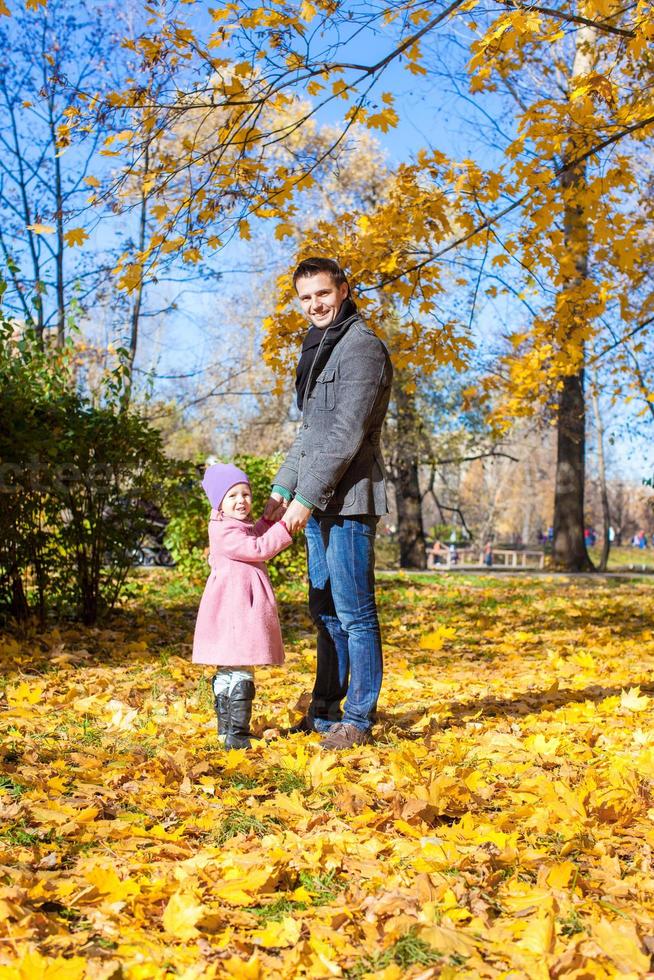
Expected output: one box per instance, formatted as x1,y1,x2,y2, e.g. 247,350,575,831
193,463,292,749
428,539,445,568
449,542,459,565
483,541,493,567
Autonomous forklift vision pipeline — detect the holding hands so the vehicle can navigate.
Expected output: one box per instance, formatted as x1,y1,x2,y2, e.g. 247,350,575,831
263,493,312,534
282,499,312,534
263,493,287,523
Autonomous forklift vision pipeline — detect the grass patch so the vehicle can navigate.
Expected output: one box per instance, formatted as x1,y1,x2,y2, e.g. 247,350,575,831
0,822,59,846
222,772,260,790
251,896,307,922
0,775,25,796
269,765,307,794
346,929,442,977
559,910,584,937
79,716,103,746
299,869,345,905
215,810,284,844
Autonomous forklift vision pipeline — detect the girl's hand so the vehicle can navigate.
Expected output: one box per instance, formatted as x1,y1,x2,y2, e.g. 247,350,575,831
263,493,287,522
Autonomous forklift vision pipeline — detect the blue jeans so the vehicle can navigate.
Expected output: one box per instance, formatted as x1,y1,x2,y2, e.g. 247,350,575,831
304,515,383,732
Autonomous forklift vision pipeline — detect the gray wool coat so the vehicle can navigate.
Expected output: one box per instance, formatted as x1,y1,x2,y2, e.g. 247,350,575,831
274,316,393,516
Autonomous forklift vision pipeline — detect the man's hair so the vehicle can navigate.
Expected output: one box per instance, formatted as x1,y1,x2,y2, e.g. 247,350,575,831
292,257,349,290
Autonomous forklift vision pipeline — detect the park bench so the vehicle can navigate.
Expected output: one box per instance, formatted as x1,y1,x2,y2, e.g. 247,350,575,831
427,547,545,569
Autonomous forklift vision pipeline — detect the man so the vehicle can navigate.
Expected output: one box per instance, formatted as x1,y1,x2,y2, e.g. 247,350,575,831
264,257,393,750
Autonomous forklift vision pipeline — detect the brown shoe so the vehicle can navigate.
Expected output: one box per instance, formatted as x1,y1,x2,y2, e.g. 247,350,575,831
320,722,372,750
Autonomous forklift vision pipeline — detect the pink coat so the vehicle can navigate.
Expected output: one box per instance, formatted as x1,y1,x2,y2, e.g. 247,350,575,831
192,512,292,667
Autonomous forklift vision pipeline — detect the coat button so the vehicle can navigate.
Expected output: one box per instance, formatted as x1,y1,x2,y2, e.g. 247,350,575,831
303,423,308,429
300,451,306,457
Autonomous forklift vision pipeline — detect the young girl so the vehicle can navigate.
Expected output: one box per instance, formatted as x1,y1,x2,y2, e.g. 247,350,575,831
192,463,292,749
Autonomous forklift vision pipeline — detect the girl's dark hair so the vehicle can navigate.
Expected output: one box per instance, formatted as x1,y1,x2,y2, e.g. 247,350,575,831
292,257,349,289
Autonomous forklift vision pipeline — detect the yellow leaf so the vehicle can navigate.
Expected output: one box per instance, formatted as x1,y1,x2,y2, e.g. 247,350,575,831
0,950,87,979
239,219,251,240
274,222,295,240
83,176,100,188
546,861,575,889
26,0,48,8
620,687,650,712
300,0,316,20
0,1,10,16
212,879,258,906
526,733,560,757
117,262,143,292
27,223,55,235
6,681,44,705
518,911,555,954
84,864,140,901
222,954,263,979
64,227,88,247
366,106,399,133
162,890,204,940
591,918,650,973
420,626,456,651
419,922,477,955
252,915,302,948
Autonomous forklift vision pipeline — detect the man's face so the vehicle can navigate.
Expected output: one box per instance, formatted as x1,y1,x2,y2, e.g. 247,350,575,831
295,272,349,329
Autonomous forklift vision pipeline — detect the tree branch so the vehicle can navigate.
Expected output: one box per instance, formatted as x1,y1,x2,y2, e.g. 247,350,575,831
500,0,635,38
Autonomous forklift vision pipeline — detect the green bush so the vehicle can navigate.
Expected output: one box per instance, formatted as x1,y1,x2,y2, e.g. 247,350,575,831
162,462,208,580
0,298,168,625
164,454,307,585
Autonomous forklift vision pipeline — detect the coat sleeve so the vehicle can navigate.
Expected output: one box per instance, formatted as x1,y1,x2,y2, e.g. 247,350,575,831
296,341,389,509
219,522,292,563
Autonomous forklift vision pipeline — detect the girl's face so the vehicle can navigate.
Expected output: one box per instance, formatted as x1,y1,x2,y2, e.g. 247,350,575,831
220,483,252,521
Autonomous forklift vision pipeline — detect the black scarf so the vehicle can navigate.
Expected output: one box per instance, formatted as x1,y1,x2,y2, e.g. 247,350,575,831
295,297,358,410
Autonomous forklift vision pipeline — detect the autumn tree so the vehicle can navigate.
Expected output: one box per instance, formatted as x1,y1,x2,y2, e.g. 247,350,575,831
0,0,120,344
24,0,652,570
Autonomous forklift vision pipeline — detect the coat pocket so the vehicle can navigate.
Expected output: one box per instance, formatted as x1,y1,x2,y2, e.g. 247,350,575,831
315,369,336,411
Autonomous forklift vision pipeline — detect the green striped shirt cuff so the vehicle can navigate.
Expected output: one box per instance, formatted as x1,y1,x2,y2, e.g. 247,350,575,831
271,485,314,511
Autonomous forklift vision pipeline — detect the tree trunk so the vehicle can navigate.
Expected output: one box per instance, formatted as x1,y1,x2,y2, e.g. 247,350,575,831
591,379,611,571
124,139,151,409
552,19,595,572
45,53,66,348
395,461,426,569
0,74,45,340
553,371,593,569
390,377,426,569
9,568,30,621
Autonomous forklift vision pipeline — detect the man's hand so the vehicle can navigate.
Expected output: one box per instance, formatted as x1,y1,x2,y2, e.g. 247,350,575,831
263,493,287,522
283,499,312,533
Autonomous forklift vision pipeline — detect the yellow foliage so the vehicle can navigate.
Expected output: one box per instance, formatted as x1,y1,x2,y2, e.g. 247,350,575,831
1,572,653,975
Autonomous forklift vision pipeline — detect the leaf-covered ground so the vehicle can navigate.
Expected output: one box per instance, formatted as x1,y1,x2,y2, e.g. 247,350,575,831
2,572,654,979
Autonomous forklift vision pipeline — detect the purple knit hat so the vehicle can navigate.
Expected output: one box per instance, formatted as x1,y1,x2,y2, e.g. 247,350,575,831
202,463,250,509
